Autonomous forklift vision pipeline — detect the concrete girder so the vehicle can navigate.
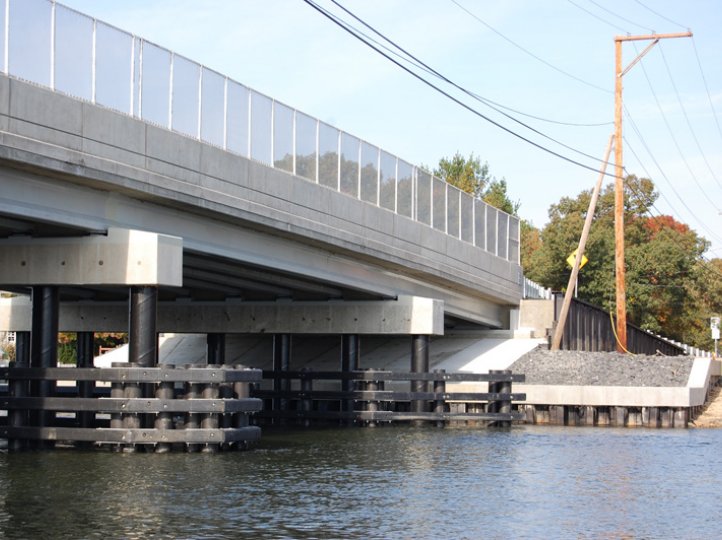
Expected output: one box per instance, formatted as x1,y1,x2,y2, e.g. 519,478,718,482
0,295,444,335
0,228,182,287
183,253,344,298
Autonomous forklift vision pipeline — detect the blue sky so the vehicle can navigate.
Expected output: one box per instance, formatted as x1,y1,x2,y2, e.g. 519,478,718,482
58,0,722,257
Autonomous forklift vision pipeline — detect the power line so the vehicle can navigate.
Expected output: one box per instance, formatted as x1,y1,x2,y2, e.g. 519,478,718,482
301,0,613,176
623,109,722,245
658,43,722,191
448,0,611,95
691,37,722,144
631,42,721,212
326,0,611,160
584,0,655,33
632,0,688,30
566,0,629,33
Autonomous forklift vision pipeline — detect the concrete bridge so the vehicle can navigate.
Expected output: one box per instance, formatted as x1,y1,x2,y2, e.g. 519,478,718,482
0,0,521,356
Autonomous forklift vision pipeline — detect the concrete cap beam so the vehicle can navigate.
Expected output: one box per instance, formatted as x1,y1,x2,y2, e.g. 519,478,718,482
0,295,444,335
0,228,182,286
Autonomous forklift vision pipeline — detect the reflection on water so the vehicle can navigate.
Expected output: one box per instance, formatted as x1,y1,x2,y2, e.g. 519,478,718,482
0,426,719,539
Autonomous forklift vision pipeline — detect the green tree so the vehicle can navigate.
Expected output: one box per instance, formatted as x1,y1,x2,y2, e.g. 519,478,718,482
433,152,490,199
526,174,715,347
483,178,520,215
433,153,520,216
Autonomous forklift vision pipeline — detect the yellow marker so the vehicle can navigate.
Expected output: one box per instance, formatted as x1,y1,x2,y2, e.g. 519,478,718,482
566,248,588,269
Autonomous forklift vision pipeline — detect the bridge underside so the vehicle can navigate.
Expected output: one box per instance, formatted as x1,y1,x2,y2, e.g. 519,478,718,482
0,72,521,334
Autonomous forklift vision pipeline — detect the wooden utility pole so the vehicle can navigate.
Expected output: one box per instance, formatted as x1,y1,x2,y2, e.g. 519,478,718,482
613,31,691,352
551,134,614,351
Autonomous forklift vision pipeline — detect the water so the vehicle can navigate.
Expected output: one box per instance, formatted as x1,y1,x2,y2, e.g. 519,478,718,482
0,426,720,539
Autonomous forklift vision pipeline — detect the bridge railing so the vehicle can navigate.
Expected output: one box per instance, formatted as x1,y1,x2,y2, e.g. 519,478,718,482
1,0,520,264
552,292,687,356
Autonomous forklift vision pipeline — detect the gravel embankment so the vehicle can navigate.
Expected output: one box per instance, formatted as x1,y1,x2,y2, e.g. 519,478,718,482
509,347,695,387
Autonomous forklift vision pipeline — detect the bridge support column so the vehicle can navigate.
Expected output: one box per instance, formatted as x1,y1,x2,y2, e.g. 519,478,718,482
411,335,430,425
129,286,157,434
129,286,158,368
31,286,59,443
341,334,360,422
8,331,30,452
273,334,291,422
76,331,95,430
207,333,226,366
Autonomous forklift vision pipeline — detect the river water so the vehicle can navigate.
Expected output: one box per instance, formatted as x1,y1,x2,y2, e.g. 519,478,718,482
0,425,720,539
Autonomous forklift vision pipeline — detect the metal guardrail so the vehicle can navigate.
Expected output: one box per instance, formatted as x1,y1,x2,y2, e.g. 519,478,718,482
1,0,520,264
523,277,553,299
552,292,686,356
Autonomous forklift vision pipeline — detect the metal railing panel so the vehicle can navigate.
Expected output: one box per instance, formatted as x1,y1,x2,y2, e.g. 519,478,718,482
54,4,92,100
4,0,523,264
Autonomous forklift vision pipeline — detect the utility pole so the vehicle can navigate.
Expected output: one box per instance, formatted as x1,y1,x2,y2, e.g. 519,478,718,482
551,134,614,351
613,31,691,352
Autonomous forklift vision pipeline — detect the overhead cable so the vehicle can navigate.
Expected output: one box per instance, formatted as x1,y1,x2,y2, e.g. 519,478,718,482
302,0,613,175
691,38,722,144
632,0,688,29
658,43,722,191
449,0,611,95
631,43,721,212
325,0,611,163
584,0,655,33
566,0,629,33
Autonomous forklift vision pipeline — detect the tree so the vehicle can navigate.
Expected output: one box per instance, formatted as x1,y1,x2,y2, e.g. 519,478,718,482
483,178,520,215
433,152,521,215
433,152,490,199
525,174,716,347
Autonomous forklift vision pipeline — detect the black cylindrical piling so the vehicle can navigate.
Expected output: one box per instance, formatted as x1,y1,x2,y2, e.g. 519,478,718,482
498,370,512,428
300,368,313,427
233,368,251,450
129,286,158,368
272,334,291,424
210,336,230,433
9,332,31,452
129,286,158,420
185,364,202,453
411,335,430,426
207,333,226,366
110,362,125,452
76,332,95,431
488,370,512,428
233,368,250,430
341,334,360,423
122,362,142,453
365,369,378,428
155,365,175,454
486,371,500,420
433,369,446,428
31,286,59,442
201,367,220,453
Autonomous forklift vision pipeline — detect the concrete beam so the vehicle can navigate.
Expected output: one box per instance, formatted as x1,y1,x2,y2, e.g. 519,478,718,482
0,295,444,335
0,228,182,286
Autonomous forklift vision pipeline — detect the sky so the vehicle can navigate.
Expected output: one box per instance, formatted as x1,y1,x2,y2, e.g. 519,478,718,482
56,0,722,258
